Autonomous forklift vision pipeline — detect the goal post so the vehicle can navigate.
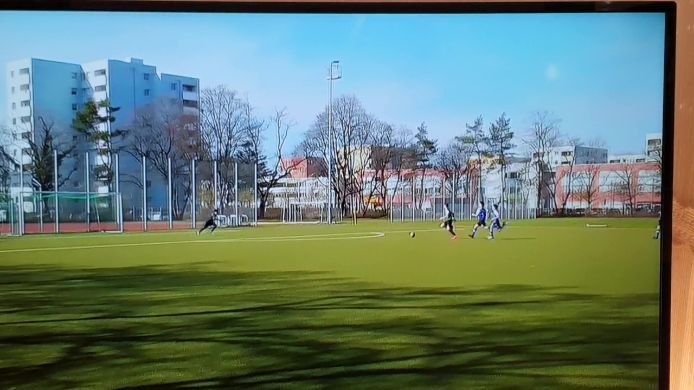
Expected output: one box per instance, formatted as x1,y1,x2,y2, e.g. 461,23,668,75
283,201,327,224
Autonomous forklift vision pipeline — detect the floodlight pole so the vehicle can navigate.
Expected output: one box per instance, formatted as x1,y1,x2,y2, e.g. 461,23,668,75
18,149,24,236
191,159,196,229
327,60,341,225
85,151,90,232
54,150,59,234
168,157,173,230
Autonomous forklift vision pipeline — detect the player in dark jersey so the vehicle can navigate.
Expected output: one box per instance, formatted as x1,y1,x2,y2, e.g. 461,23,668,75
198,209,219,235
439,203,458,240
469,201,487,239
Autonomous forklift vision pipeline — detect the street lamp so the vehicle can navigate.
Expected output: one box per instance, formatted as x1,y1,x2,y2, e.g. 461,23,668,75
327,60,341,224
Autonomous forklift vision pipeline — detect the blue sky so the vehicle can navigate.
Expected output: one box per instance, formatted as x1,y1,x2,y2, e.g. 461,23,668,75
0,11,665,154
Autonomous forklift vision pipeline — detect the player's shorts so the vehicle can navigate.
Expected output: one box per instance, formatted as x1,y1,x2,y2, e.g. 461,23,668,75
492,219,502,229
204,219,216,228
476,219,486,227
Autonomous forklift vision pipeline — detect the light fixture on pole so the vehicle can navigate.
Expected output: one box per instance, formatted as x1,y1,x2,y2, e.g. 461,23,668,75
327,60,341,225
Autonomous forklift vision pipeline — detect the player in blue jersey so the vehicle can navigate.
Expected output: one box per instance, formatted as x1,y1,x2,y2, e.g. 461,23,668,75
439,203,458,240
469,201,487,239
487,203,507,240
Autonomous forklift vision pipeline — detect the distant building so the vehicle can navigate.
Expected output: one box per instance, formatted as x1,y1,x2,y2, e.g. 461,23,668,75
554,161,661,211
532,145,608,167
281,157,324,179
608,154,648,164
646,133,662,161
5,57,199,212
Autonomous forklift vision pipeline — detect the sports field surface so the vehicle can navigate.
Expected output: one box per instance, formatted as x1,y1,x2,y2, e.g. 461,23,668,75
0,218,660,389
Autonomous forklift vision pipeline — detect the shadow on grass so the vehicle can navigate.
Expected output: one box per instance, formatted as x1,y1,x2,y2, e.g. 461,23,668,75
0,264,659,389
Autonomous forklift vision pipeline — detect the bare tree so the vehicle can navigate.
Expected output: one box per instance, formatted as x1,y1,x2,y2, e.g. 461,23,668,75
237,107,300,219
385,128,416,212
121,98,199,219
574,164,602,214
557,137,582,214
301,95,371,216
436,137,471,207
200,85,248,212
25,117,79,192
614,163,640,215
359,119,394,216
522,111,561,213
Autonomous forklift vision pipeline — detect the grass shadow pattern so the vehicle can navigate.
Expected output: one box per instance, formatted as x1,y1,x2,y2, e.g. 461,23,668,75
0,264,658,389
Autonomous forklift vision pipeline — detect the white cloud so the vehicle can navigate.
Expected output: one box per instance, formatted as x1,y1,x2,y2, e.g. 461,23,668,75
545,64,559,81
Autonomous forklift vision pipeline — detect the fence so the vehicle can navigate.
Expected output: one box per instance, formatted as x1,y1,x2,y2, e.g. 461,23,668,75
4,152,543,235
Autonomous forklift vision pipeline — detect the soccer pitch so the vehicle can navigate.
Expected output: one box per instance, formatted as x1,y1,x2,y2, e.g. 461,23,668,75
0,218,660,389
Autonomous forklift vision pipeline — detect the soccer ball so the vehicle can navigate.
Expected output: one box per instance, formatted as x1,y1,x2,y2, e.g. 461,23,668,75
410,232,416,238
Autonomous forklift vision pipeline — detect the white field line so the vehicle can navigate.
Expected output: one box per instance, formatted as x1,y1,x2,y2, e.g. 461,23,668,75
0,232,386,254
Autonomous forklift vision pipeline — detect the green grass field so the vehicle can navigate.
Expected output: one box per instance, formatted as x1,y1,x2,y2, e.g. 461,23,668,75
0,218,661,389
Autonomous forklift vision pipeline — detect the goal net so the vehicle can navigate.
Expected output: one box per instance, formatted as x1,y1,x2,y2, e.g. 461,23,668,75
14,191,123,235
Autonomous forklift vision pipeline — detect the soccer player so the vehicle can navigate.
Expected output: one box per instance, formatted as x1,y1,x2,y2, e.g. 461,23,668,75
654,211,661,239
487,203,507,240
469,201,487,239
198,209,219,235
439,203,458,240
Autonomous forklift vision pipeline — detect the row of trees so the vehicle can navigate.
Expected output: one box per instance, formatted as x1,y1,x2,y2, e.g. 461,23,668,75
1,87,661,219
0,85,300,220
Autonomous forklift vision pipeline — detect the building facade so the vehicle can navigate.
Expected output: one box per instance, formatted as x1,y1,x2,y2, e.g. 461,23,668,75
5,58,199,215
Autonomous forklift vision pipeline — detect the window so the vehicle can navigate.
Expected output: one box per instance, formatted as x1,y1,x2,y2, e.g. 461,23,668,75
95,69,106,76
11,87,15,94
143,73,150,80
21,100,29,107
12,118,16,125
183,84,196,92
12,103,16,110
72,104,78,111
21,132,31,140
171,83,177,91
71,72,77,79
95,85,106,92
20,84,29,91
639,171,661,193
19,68,29,75
144,89,150,96
21,116,31,124
183,99,198,108
71,88,78,95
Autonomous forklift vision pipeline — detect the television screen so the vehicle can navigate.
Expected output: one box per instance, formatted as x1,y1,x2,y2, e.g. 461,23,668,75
0,2,674,389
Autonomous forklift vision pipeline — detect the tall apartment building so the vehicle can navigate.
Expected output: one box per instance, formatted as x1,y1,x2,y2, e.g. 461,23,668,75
5,57,199,210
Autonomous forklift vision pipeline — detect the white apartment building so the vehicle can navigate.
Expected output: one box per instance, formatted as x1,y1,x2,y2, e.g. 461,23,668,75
646,133,662,161
5,57,199,210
